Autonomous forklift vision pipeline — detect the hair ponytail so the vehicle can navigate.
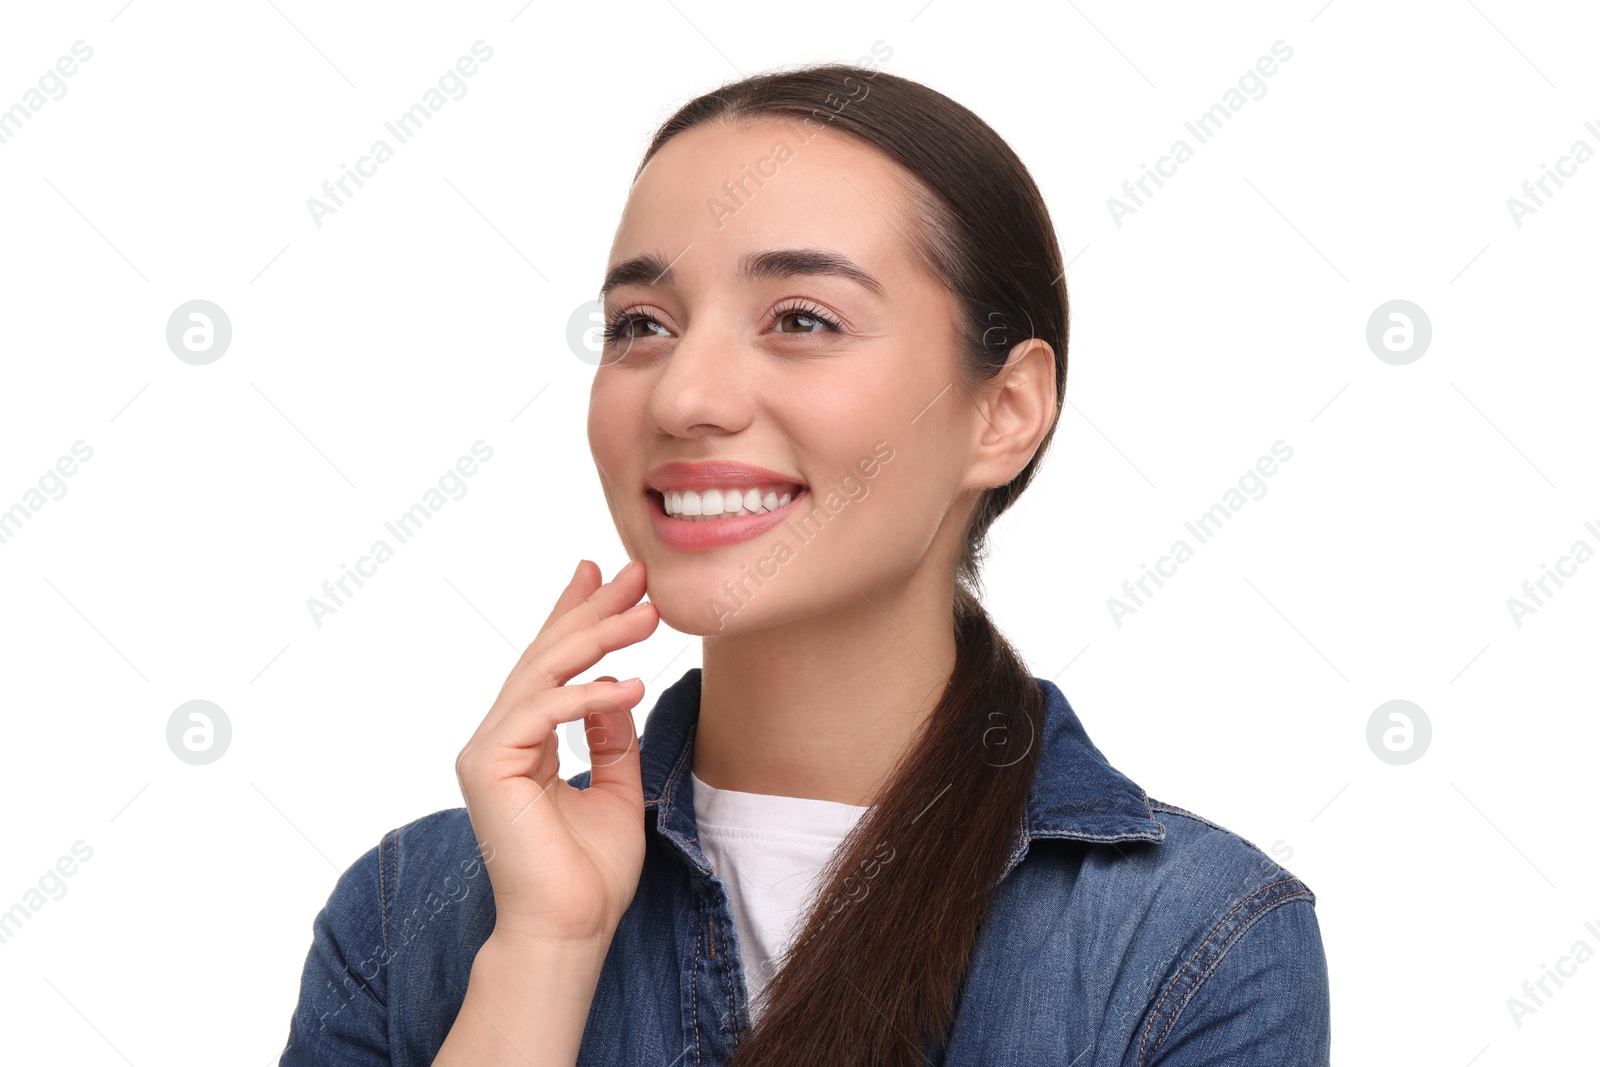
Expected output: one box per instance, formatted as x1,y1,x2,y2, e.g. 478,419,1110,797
725,585,1045,1065
635,61,1070,1064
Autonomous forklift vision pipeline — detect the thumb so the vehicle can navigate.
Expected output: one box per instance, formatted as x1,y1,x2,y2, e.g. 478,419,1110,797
584,682,644,799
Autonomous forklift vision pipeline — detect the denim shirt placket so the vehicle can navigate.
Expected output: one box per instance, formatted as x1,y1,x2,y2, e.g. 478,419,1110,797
648,719,751,1065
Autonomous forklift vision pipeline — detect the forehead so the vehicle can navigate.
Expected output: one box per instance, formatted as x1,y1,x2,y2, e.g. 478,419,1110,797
609,119,927,288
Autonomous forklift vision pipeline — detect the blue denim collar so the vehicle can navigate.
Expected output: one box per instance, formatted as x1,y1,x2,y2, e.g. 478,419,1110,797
638,668,1165,876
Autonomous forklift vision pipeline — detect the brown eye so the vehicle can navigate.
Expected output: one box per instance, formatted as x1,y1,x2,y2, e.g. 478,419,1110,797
778,311,827,333
772,302,842,334
603,311,670,346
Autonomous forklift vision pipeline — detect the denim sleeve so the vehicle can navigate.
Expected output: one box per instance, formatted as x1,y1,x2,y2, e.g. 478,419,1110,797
277,837,392,1065
1139,894,1330,1066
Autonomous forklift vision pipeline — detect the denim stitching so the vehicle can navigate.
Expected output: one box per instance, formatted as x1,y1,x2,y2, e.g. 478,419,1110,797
378,830,389,956
691,898,703,1066
1027,829,1165,843
1147,799,1223,831
1135,877,1308,1066
1147,802,1313,905
661,721,698,816
712,913,737,1036
1153,892,1315,1055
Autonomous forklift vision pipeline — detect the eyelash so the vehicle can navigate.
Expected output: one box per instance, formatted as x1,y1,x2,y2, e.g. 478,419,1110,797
599,300,843,347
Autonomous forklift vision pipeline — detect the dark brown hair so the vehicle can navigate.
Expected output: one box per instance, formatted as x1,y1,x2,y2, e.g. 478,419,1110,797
634,61,1069,1065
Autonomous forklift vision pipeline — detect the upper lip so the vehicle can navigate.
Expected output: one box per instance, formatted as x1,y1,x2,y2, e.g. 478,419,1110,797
646,461,807,494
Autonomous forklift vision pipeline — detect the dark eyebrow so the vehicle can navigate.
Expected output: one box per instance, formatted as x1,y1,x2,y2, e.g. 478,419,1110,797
598,252,676,301
740,248,887,298
598,247,886,301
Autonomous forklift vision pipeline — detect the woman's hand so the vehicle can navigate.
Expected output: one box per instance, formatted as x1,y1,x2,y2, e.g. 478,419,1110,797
455,558,659,948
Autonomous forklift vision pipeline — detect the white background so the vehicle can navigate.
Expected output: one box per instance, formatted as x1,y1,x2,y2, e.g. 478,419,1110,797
1,1,1596,1063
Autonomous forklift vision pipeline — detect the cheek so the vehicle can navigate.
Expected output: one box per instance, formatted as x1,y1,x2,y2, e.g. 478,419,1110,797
787,392,954,531
587,375,634,461
586,374,605,433
852,410,970,538
818,439,930,542
859,449,939,534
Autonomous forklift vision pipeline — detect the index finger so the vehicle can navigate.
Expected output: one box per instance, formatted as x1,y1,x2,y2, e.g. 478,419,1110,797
538,559,602,635
497,559,644,696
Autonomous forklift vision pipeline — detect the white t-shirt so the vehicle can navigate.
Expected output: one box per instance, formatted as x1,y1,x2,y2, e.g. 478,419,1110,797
690,769,873,1022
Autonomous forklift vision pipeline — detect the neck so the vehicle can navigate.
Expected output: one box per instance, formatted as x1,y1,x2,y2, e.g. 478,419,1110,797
690,572,957,807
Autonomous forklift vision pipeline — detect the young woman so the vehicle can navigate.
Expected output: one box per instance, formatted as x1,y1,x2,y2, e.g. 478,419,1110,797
280,62,1330,1066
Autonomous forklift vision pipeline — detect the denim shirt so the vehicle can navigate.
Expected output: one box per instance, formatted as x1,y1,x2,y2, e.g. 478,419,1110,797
278,668,1330,1065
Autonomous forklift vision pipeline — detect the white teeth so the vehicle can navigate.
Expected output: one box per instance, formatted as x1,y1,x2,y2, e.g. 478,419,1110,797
661,484,801,520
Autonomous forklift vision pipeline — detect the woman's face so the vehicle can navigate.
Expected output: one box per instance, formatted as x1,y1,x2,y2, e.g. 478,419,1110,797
587,119,987,637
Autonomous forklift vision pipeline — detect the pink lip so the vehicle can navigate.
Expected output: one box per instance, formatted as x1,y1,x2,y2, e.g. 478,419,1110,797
646,486,809,551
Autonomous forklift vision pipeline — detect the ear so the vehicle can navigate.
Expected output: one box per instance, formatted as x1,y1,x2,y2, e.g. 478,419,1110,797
964,338,1057,491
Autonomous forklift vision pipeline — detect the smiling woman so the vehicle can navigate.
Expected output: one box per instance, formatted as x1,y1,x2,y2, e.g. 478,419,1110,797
278,61,1330,1067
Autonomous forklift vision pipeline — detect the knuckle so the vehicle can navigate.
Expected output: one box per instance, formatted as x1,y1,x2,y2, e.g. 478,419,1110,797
577,596,608,630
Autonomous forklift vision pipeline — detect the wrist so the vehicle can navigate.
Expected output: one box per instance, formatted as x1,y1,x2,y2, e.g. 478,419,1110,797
479,926,613,978
444,928,612,1063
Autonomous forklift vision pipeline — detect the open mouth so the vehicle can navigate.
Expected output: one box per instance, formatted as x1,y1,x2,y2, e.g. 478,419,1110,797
651,483,807,522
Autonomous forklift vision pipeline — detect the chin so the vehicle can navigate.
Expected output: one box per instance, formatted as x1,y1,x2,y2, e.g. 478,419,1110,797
644,564,781,638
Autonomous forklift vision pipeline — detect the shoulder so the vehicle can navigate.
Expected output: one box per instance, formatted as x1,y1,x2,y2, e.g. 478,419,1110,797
384,805,485,879
375,805,499,943
1112,797,1320,980
322,805,499,996
1121,799,1329,1065
1014,793,1327,1063
325,806,491,915
1142,798,1313,906
1041,794,1314,911
281,806,496,1063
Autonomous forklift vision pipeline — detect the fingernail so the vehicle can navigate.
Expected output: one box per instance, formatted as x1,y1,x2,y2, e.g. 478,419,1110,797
617,677,641,687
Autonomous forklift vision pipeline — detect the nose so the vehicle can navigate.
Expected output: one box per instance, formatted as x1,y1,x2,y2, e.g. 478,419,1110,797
647,314,753,439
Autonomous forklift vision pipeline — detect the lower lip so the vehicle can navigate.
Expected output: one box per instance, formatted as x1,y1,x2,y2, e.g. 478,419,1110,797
647,490,808,551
